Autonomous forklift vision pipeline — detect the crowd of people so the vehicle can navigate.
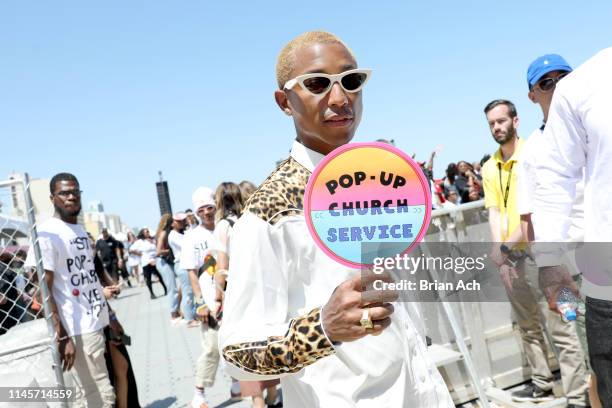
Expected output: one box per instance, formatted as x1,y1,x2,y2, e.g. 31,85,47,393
398,145,488,211
98,179,283,407
1,29,611,408
120,179,285,407
1,172,284,408
144,180,283,408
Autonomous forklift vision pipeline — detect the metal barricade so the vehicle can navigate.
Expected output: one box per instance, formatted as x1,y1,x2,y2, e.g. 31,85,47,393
423,200,565,407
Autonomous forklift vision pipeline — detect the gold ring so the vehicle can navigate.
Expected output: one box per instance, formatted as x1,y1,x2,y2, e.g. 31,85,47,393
360,309,373,329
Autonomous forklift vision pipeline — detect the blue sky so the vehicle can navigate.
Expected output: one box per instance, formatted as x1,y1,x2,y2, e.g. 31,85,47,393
2,1,611,228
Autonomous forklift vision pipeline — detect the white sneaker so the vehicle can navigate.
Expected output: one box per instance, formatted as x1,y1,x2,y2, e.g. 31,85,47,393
191,396,208,408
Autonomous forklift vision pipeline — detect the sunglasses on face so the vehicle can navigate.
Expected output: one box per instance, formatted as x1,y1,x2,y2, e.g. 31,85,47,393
55,190,82,198
535,72,569,92
283,68,372,96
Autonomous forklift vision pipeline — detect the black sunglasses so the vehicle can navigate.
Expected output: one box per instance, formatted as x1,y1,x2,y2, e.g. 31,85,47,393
535,72,569,92
55,189,82,198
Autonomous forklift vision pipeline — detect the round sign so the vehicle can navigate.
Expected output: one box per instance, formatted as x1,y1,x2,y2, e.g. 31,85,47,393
304,142,432,268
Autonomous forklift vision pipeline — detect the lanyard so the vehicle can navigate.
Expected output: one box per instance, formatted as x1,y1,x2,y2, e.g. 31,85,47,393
497,161,514,209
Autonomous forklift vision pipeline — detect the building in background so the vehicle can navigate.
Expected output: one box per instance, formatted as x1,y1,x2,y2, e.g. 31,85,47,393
0,213,29,246
88,200,104,213
83,201,130,239
8,173,55,224
5,173,129,239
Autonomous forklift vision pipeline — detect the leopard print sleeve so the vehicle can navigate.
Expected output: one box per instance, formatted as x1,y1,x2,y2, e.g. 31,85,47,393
222,307,335,375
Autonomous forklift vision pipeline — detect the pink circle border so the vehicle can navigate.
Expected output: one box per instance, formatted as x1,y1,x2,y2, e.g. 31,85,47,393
304,142,432,269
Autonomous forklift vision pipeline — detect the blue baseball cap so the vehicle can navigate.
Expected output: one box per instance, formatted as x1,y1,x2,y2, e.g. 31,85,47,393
527,54,572,88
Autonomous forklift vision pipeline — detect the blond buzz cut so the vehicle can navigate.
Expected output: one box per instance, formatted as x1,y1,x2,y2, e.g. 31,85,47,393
275,31,356,89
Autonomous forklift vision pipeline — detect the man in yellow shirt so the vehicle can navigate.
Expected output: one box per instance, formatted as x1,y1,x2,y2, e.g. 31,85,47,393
483,99,589,407
482,99,556,403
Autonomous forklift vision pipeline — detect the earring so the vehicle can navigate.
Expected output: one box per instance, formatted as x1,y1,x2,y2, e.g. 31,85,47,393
284,109,292,116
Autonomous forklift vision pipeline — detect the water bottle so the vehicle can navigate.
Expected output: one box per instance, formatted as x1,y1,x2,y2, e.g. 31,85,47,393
556,288,584,322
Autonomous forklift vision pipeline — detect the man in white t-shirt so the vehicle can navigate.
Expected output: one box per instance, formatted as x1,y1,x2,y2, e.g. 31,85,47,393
180,186,221,408
25,173,115,407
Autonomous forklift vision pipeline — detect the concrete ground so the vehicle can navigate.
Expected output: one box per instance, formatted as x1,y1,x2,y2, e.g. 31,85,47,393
110,284,252,408
109,283,571,408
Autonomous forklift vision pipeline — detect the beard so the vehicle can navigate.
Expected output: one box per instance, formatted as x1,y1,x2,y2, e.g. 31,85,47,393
55,204,81,218
493,125,516,145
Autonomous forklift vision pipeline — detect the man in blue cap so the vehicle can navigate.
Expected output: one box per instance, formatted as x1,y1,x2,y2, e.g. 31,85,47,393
518,54,576,239
531,46,612,408
526,54,572,119
515,54,591,407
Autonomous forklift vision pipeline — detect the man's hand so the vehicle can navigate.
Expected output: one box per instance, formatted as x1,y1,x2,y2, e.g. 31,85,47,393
538,265,580,312
103,286,114,299
499,264,519,291
102,285,121,299
213,271,226,303
490,245,507,267
58,337,76,371
322,272,398,343
196,303,210,325
117,259,124,269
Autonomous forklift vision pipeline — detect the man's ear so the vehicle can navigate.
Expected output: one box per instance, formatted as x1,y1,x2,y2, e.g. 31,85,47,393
528,90,537,104
513,115,520,129
274,90,291,115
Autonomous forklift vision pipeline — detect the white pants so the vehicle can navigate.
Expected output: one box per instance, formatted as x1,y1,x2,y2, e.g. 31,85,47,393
196,325,220,388
67,329,115,408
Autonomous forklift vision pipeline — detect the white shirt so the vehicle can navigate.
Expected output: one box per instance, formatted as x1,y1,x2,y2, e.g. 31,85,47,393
518,126,586,277
126,241,141,267
219,140,453,408
168,230,184,264
131,239,157,267
214,216,237,256
180,226,219,309
533,47,612,300
518,126,585,241
25,217,109,337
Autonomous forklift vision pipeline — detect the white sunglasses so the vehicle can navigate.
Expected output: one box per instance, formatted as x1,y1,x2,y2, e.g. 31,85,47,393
283,68,372,96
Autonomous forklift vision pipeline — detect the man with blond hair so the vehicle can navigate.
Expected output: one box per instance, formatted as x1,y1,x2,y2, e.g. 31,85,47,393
219,31,454,407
